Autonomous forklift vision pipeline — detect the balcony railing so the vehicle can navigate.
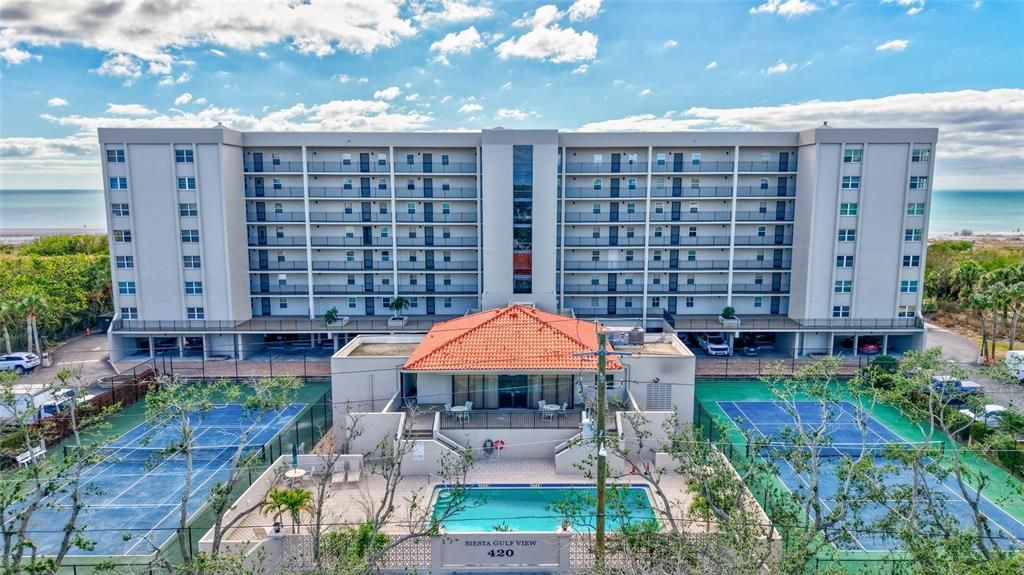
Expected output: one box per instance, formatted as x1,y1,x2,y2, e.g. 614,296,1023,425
251,285,309,295
245,186,304,198
394,162,476,174
249,261,308,271
649,211,732,223
249,236,307,247
394,187,478,199
563,285,645,295
312,284,374,295
732,283,790,294
562,186,647,199
651,161,734,173
244,160,303,173
439,409,583,430
308,186,391,199
569,308,644,318
732,259,792,270
396,237,478,247
647,283,729,294
312,260,392,271
310,236,392,247
649,186,733,198
737,185,796,197
648,235,731,247
398,284,479,294
646,260,730,271
397,261,479,271
735,211,795,222
246,211,305,223
306,161,390,173
737,160,798,172
395,212,478,223
734,235,793,246
559,261,646,271
560,237,645,247
561,212,646,223
308,211,392,223
564,161,648,174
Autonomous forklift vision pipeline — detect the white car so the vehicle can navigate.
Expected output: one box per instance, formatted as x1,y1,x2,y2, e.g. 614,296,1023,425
699,333,732,356
0,352,41,375
958,404,1008,429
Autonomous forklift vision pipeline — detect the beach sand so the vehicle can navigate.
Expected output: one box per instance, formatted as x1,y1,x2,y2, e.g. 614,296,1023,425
929,231,1024,249
0,227,106,245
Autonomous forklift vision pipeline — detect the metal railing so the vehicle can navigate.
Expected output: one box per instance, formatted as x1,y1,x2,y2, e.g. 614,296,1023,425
564,161,648,173
312,260,392,271
438,409,582,430
732,259,792,270
308,186,391,199
651,161,734,173
394,187,478,199
562,186,647,198
309,236,391,247
394,162,476,174
249,261,308,271
649,211,732,223
733,235,793,246
736,185,796,197
734,210,795,222
306,160,390,173
395,212,478,223
646,260,730,270
244,160,303,172
251,285,309,295
647,283,729,294
559,260,646,271
245,186,304,198
246,211,305,223
561,212,647,223
397,261,479,271
396,237,478,247
249,236,307,247
649,186,733,198
648,235,732,246
563,285,645,294
397,284,479,294
560,237,646,247
308,211,391,223
731,283,791,294
737,160,798,172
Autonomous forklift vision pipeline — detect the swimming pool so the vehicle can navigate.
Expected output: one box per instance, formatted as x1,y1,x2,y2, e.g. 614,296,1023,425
432,485,657,532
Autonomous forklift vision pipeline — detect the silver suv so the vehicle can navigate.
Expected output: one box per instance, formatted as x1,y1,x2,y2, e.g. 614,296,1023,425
0,352,41,375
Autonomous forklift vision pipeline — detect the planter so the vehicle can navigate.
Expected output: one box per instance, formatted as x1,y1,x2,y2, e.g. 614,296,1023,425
326,316,350,328
718,315,741,328
388,316,408,328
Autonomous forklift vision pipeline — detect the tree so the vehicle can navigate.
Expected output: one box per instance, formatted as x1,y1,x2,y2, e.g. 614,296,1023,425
19,291,46,362
387,296,410,318
0,301,15,354
261,487,313,535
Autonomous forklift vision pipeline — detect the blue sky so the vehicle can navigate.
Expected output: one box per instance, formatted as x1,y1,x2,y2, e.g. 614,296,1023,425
0,0,1021,189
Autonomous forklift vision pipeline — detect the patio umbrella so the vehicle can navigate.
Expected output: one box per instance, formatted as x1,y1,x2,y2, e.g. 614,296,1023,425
291,441,298,469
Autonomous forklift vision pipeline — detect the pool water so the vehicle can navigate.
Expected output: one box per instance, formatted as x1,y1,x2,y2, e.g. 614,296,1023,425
432,486,657,532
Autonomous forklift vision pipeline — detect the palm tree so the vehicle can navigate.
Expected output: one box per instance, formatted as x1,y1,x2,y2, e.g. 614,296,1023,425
387,296,411,318
0,302,15,355
19,292,46,364
261,486,313,534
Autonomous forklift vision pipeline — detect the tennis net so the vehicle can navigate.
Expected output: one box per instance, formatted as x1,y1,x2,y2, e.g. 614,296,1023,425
80,444,263,463
754,440,945,459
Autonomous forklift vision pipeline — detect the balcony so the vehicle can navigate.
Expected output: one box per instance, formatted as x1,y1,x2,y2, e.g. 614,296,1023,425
395,187,478,199
734,210,795,222
310,236,392,247
395,212,478,224
732,283,791,294
244,160,303,173
394,162,476,174
396,237,478,247
246,211,305,223
734,235,793,246
312,260,393,271
649,211,731,223
648,235,731,247
564,161,648,174
249,261,308,271
559,260,645,271
732,259,792,271
398,283,479,294
397,260,478,271
559,236,645,247
737,160,798,173
569,307,644,318
306,161,390,173
647,259,730,271
312,284,377,295
563,284,644,295
249,236,307,247
651,161,734,173
737,185,796,198
245,186,304,198
251,285,309,295
562,186,647,199
561,212,646,223
649,186,733,198
648,283,728,295
308,186,391,199
308,211,392,223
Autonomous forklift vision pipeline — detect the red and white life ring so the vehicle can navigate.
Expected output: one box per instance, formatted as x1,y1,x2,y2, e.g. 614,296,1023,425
494,439,505,451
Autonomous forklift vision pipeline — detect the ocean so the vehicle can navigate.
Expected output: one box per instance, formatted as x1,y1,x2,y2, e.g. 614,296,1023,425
1,188,1021,237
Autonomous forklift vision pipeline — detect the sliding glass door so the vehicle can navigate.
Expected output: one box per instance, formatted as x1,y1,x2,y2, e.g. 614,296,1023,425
452,374,576,409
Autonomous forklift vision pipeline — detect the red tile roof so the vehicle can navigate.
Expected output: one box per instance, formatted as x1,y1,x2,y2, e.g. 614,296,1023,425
402,305,623,372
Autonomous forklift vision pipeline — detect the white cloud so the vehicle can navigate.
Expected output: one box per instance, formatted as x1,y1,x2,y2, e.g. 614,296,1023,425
414,1,494,27
105,103,157,116
209,48,226,57
357,77,369,83
750,0,820,17
566,0,602,21
876,39,910,52
193,97,207,105
882,0,925,16
336,74,352,83
441,96,453,104
663,39,678,49
430,26,484,64
571,64,589,74
500,81,512,91
373,86,402,100
495,3,599,63
639,88,652,96
1,46,40,65
459,103,483,113
0,0,416,75
258,51,269,59
93,53,142,82
705,61,718,70
406,93,421,101
47,97,69,107
174,93,193,106
575,89,1024,189
158,72,191,86
763,60,794,75
495,107,538,120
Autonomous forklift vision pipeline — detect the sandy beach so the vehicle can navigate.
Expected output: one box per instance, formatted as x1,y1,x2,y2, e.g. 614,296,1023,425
0,227,106,245
928,231,1024,249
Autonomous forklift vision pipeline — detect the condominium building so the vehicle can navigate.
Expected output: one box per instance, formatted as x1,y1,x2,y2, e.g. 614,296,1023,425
99,126,937,360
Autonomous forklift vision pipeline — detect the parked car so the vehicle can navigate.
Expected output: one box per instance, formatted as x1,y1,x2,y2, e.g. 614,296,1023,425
958,404,1008,429
697,333,732,356
930,375,983,398
0,352,41,375
859,338,881,354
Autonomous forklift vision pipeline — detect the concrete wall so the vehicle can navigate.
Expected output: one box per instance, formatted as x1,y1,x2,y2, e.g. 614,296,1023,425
438,427,578,460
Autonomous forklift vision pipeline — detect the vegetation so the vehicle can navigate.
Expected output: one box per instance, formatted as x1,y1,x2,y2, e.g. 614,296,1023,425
0,234,111,352
387,296,411,318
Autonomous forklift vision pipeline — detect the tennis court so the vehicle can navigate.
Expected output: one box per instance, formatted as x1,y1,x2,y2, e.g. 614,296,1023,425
24,402,305,557
717,400,1024,552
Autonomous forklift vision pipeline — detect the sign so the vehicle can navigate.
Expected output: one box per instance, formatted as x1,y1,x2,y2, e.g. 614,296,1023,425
434,532,567,571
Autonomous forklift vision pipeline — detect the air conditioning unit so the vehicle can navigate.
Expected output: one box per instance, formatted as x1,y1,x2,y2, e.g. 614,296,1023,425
628,328,645,345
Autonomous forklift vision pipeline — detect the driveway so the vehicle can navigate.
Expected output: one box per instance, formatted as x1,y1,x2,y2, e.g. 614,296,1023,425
15,333,114,391
926,323,1023,411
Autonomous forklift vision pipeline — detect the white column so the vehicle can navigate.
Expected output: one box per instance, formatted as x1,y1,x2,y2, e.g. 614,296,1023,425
850,144,869,319
894,143,915,317
641,145,653,326
168,144,187,320
148,336,156,359
476,146,483,310
389,146,399,297
828,143,848,328
726,145,740,307
882,334,889,356
301,145,315,319
559,146,567,312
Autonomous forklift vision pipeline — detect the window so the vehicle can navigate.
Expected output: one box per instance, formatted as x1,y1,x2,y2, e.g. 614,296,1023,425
378,179,388,190
279,299,288,310
688,201,698,214
592,227,600,239
592,178,602,191
187,307,205,320
834,280,853,293
109,177,128,190
900,280,919,293
836,255,855,268
407,202,416,214
179,203,198,217
839,202,858,216
276,202,286,215
841,176,860,190
106,149,125,163
591,251,600,262
653,226,663,237
118,281,136,294
443,297,452,308
181,229,200,243
690,226,699,237
406,154,414,165
628,153,638,165
380,227,389,238
345,226,355,238
590,276,600,286
625,250,635,261
183,255,201,269
442,179,451,191
405,179,414,191
379,204,389,214
120,307,137,320
898,305,917,318
625,227,635,238
903,255,921,267
687,250,696,261
838,229,856,242
904,229,923,241
685,297,694,308
381,250,390,262
654,202,664,214
113,230,132,243
111,203,130,216
378,156,387,166
691,152,702,165
275,227,284,238
346,251,355,262
909,176,929,190
175,149,194,163
343,178,354,190
442,251,451,262
627,178,637,190
754,297,763,308
651,297,660,307
843,148,863,163
756,225,766,237
912,148,931,163
338,152,351,166
593,153,603,164
441,154,450,166
626,202,636,214
184,281,203,294
907,202,926,216
441,202,451,214
115,255,134,269
592,203,601,214
832,305,850,318
691,178,700,189
760,178,769,190
177,177,196,190
656,152,666,166
653,250,662,261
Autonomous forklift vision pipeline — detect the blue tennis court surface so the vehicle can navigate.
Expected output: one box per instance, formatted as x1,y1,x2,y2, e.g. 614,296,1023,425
24,403,305,557
717,400,1024,551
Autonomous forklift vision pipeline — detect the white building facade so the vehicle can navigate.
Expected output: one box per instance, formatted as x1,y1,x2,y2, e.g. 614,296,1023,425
99,126,937,360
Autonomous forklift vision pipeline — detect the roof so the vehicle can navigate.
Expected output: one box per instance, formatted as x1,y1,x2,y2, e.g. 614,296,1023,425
402,305,622,372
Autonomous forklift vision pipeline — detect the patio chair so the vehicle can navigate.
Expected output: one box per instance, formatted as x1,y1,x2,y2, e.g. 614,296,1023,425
559,402,568,417
444,402,452,415
538,400,547,410
464,401,473,410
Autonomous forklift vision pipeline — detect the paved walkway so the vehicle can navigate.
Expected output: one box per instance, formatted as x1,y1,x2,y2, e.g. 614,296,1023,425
17,333,114,390
926,323,1024,411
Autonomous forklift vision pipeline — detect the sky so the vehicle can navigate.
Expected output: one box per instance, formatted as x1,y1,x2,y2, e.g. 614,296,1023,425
0,0,1021,190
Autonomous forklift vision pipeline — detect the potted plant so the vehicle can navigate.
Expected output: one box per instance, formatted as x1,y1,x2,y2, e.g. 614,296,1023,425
324,306,339,325
387,296,411,328
718,306,740,328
